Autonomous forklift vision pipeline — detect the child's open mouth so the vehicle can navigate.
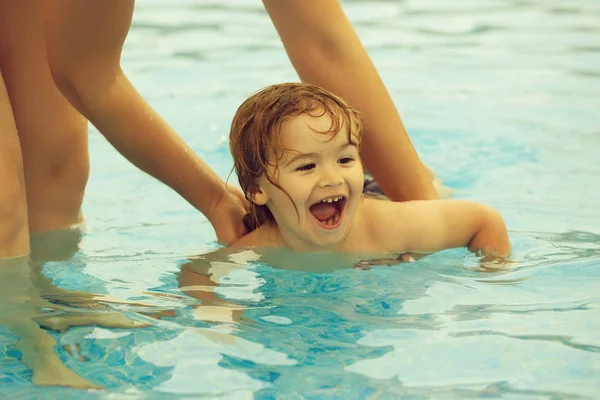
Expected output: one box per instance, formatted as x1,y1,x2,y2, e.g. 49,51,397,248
309,196,346,229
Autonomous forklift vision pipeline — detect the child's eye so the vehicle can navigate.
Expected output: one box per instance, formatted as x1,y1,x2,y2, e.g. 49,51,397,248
338,157,354,164
296,163,316,172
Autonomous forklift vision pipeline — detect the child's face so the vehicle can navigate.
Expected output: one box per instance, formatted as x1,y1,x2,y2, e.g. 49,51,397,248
254,112,364,251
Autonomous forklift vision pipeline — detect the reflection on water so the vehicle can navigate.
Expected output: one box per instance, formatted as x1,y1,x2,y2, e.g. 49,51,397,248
2,231,600,396
2,0,600,398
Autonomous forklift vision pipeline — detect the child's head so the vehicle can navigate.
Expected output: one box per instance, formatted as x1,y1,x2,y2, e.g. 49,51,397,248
230,83,365,250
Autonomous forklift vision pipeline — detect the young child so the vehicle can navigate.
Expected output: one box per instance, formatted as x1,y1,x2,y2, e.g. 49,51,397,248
228,83,511,258
179,82,511,324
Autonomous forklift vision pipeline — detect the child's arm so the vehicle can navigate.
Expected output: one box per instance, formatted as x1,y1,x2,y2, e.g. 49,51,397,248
367,199,511,258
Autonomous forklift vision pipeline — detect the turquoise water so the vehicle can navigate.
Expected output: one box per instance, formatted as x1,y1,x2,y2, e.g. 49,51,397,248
2,0,600,398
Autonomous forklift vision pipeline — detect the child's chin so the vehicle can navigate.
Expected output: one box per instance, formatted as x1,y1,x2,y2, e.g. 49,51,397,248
308,231,346,248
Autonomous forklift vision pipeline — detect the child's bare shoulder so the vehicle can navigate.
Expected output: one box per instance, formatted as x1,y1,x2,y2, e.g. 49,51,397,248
357,198,412,249
360,197,408,219
231,224,281,249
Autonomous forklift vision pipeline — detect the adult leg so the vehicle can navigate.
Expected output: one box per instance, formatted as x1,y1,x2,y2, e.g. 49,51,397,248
0,3,28,255
1,2,95,388
1,0,89,234
0,255,102,389
0,70,29,258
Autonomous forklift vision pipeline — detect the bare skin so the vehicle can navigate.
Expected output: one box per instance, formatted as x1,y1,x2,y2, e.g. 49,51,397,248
0,1,88,256
0,70,28,257
0,0,441,389
1,5,151,385
1,231,174,390
263,0,439,202
0,255,146,390
11,319,101,390
43,0,248,248
1,1,439,254
0,2,247,260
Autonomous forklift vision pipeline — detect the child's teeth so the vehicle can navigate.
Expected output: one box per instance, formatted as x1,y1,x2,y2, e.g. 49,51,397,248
318,196,344,204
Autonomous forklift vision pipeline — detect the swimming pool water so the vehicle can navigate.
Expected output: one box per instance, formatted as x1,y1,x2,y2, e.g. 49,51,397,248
1,0,599,398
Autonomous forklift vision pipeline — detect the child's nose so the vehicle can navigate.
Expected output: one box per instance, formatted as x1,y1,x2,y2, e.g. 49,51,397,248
318,167,343,188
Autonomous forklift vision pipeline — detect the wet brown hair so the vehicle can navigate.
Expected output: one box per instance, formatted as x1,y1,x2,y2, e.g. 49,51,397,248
229,83,362,232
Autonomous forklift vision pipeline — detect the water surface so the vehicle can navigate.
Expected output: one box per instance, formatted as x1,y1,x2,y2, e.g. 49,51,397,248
1,0,599,398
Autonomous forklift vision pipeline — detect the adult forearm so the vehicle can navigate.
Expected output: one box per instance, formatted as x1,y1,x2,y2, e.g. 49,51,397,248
73,71,227,218
44,1,246,242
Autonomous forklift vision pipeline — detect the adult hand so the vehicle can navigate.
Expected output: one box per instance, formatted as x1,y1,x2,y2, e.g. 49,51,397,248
209,185,249,245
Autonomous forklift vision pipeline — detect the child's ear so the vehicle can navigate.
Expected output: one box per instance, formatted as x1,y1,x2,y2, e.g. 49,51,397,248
250,187,269,205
